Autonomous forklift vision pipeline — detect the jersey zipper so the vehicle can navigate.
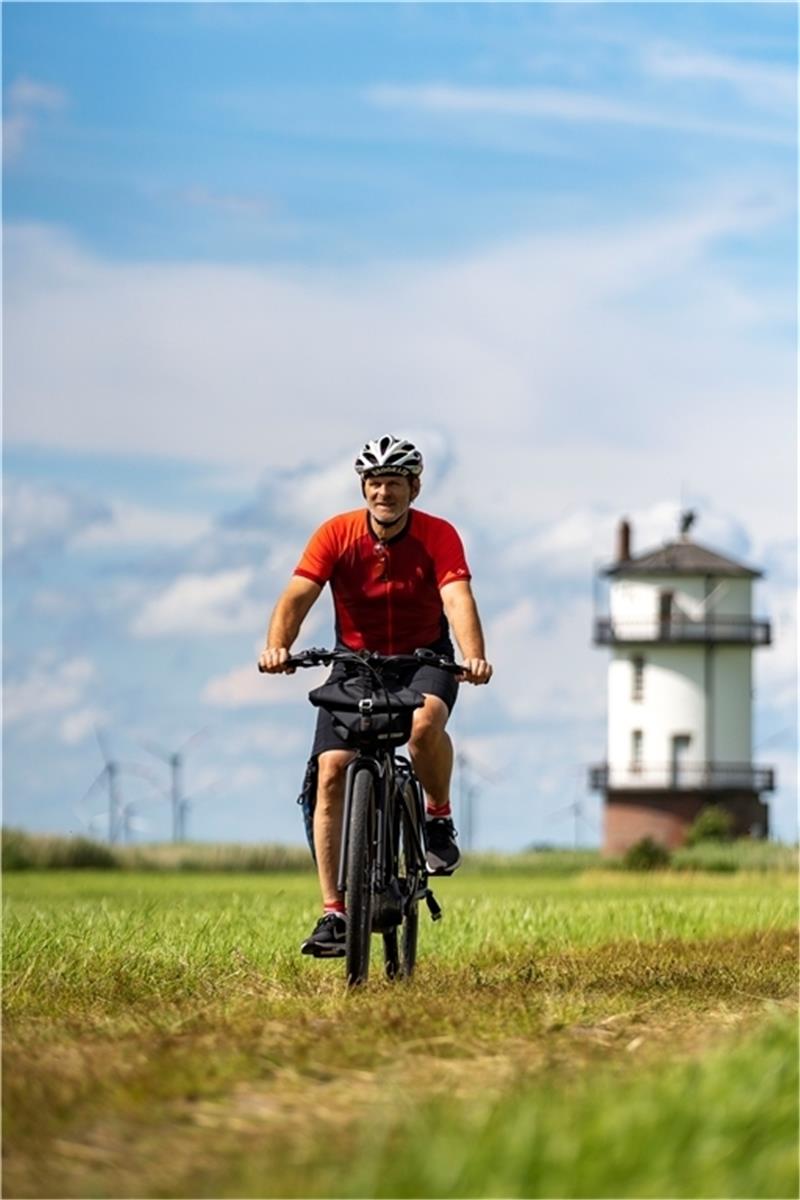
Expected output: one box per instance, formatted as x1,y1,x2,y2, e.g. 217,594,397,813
385,549,394,654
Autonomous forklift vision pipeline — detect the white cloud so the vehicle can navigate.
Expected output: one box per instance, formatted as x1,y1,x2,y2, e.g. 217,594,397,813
4,656,96,725
642,44,796,110
223,723,308,756
179,185,273,221
131,567,262,637
4,480,111,561
3,76,67,163
202,661,324,708
755,582,797,715
7,78,67,111
59,707,106,746
73,500,212,549
483,595,606,724
4,198,794,555
3,113,32,161
365,83,793,145
502,501,753,578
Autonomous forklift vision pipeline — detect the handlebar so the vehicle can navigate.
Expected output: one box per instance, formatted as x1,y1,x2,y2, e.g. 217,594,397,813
285,646,465,676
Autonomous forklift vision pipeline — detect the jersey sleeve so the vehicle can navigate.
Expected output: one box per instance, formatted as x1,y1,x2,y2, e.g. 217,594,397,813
293,520,338,586
431,520,472,588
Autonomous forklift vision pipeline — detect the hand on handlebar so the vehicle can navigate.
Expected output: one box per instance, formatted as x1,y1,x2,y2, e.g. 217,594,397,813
458,658,493,685
257,646,296,674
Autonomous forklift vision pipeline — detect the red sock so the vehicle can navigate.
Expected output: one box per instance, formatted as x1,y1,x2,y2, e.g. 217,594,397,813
426,802,452,819
324,901,346,916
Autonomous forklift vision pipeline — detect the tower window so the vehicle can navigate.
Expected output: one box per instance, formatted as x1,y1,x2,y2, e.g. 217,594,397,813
632,656,645,701
631,729,643,772
670,734,691,787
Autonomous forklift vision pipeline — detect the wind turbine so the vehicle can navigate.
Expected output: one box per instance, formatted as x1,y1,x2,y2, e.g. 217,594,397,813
142,729,208,842
455,749,504,852
77,729,160,843
176,777,222,841
118,799,152,844
546,777,599,850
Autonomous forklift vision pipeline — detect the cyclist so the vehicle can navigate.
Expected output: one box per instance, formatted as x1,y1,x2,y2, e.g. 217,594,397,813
258,435,492,957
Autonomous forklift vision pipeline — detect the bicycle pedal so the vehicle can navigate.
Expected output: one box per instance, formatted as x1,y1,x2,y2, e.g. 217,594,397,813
425,889,443,921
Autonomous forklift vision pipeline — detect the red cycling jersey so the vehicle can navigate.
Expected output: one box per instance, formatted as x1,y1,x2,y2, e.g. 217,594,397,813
293,508,471,655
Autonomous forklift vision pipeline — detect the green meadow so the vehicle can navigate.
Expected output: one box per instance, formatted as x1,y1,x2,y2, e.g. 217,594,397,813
3,864,797,1198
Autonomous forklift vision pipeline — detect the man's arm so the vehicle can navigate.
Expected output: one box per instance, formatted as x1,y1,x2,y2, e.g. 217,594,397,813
440,579,493,685
258,575,322,674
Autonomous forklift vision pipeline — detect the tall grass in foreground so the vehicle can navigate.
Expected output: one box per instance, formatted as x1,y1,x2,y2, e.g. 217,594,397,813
220,1012,796,1200
4,871,796,1025
4,870,797,1199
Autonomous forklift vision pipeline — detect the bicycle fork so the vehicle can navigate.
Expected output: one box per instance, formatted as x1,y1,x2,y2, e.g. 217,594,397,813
337,756,387,898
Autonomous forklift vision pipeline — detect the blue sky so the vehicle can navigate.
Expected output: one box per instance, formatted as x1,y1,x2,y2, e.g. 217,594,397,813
3,3,797,849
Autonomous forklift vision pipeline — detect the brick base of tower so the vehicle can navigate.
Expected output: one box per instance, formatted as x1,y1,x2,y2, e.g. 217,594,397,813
603,791,769,855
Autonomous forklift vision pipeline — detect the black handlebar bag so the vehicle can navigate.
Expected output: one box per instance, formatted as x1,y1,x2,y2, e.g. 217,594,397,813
308,675,424,747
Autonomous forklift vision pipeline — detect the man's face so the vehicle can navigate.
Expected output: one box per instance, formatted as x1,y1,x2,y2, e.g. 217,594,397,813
363,473,417,525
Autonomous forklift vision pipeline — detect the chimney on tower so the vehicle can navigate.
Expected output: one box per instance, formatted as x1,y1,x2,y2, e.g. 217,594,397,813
616,518,632,563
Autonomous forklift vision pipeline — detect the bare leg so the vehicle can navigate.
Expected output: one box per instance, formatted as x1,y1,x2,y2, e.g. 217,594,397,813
407,694,453,810
314,749,355,907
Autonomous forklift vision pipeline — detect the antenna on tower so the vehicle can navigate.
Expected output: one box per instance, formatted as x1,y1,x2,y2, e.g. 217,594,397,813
679,509,697,538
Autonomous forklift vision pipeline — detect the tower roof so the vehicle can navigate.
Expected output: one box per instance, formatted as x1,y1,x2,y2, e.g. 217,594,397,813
604,537,762,578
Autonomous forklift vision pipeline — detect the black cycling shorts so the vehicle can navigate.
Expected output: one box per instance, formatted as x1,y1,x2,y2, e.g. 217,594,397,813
310,658,459,758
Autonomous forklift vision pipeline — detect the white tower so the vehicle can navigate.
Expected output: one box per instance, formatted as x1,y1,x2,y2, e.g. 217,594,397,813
590,513,775,854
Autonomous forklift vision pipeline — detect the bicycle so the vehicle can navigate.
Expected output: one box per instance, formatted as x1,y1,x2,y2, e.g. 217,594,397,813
286,645,464,986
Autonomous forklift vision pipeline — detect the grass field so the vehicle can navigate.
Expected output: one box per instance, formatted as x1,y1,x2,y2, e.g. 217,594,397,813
3,866,798,1198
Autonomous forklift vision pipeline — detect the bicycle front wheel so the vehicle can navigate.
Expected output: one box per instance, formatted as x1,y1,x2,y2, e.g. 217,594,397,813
345,767,376,987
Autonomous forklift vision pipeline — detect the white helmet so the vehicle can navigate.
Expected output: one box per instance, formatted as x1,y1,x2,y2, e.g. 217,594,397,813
354,435,423,478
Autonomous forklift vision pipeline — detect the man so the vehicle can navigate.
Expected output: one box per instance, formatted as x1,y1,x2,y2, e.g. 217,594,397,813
258,435,492,957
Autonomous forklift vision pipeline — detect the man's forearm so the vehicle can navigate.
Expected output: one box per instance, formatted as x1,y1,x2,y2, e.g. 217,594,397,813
264,580,320,649
444,589,487,660
266,599,304,649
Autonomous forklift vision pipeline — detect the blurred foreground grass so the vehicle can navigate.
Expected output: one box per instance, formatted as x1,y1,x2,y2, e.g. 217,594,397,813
3,868,797,1198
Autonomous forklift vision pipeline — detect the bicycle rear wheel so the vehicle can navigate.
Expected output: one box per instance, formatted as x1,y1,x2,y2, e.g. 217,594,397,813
383,774,423,980
346,767,375,987
399,777,423,977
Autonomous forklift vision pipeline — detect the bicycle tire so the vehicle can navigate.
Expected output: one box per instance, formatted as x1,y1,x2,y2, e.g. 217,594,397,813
399,778,423,977
346,767,375,987
382,777,405,981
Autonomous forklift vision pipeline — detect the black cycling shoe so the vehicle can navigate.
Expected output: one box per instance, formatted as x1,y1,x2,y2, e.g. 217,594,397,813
425,817,462,876
301,912,347,958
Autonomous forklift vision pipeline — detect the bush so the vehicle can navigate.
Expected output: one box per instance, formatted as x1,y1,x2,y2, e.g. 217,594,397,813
2,829,119,870
623,836,671,870
50,837,118,869
686,805,734,846
672,840,797,873
2,830,34,871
